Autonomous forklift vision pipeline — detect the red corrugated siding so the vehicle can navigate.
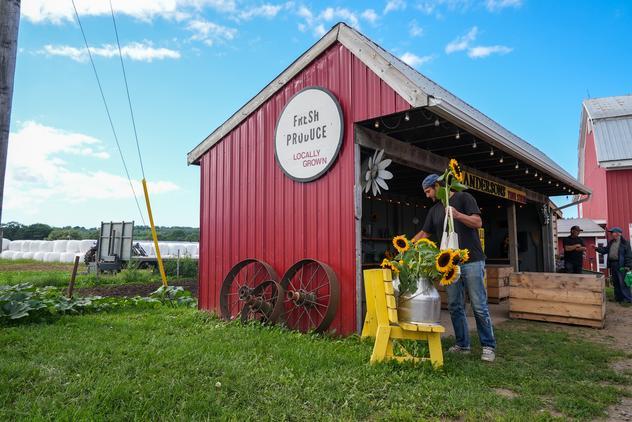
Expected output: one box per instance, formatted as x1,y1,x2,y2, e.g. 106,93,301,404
198,42,410,334
556,237,599,271
580,126,608,220
606,170,632,239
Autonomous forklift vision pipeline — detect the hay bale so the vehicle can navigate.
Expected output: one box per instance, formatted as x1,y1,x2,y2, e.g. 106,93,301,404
53,240,68,253
79,240,96,253
2,238,11,251
44,252,61,262
8,240,22,251
40,241,54,253
60,252,77,263
12,252,24,260
33,252,46,261
1,250,15,259
66,240,81,253
22,252,34,259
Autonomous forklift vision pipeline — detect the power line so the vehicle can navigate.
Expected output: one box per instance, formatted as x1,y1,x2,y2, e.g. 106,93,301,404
71,0,147,226
109,0,145,179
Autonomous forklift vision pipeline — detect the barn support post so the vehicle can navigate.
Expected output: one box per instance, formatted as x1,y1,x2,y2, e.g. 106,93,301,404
507,203,519,272
354,142,363,334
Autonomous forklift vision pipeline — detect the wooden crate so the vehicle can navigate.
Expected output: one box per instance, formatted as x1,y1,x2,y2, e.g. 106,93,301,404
486,265,512,304
508,272,606,328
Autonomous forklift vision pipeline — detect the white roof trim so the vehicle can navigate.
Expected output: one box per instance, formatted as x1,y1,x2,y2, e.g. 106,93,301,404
186,23,590,195
600,159,632,169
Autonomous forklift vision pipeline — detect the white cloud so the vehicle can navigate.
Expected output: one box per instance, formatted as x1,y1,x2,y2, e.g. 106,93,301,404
467,44,512,58
445,26,478,53
237,3,292,21
186,19,237,46
399,52,433,67
296,5,361,37
361,9,379,23
5,122,179,213
485,0,522,11
21,0,237,24
41,42,181,62
409,20,424,36
384,0,406,14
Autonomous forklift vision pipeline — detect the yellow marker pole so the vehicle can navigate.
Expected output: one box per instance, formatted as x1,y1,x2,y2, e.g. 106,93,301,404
142,178,168,287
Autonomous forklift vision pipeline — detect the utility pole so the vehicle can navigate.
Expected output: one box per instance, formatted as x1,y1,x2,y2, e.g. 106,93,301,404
0,0,21,249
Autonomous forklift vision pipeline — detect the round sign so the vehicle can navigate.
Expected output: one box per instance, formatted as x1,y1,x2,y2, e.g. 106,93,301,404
274,87,344,182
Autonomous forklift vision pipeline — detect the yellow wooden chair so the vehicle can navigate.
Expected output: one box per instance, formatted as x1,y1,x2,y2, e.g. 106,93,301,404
362,269,444,367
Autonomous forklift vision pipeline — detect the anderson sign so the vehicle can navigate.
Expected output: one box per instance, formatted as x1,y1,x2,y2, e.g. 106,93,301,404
463,172,527,204
275,87,344,182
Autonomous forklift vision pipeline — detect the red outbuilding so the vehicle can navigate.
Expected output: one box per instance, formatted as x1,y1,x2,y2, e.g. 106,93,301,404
188,23,589,335
578,95,632,239
556,218,606,272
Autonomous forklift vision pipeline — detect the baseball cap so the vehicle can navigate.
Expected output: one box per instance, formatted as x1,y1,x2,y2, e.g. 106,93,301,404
422,174,440,190
570,225,583,232
608,227,623,234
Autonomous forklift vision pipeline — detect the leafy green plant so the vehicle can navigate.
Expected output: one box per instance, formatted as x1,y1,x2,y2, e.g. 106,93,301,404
161,257,198,278
0,283,196,325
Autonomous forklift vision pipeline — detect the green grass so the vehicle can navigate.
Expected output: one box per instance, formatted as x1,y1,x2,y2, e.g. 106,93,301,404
0,259,195,289
1,308,629,420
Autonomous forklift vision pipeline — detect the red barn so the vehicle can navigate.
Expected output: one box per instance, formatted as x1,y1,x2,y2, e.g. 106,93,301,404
556,218,606,272
578,95,632,238
188,23,588,335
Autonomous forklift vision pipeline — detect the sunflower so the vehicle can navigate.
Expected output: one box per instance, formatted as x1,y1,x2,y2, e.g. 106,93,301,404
415,238,437,248
449,250,461,267
380,258,390,268
399,260,404,266
393,235,410,253
449,158,464,183
435,249,453,272
460,248,470,263
440,265,461,286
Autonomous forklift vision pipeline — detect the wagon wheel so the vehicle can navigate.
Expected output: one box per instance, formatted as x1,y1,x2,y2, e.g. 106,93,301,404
239,280,281,324
220,259,283,324
279,259,340,333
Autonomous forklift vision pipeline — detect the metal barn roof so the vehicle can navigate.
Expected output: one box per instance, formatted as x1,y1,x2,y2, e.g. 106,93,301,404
557,218,605,237
188,23,588,195
582,95,632,166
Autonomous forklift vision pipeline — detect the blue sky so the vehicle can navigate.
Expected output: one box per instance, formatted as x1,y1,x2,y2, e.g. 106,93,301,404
8,0,632,227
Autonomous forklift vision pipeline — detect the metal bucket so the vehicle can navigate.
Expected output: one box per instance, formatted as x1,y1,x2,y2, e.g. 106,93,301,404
395,276,441,324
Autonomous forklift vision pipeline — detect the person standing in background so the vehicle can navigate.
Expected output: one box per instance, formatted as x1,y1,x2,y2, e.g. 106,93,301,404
562,225,585,274
596,227,632,304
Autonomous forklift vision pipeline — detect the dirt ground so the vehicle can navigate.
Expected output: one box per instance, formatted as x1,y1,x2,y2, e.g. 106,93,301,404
0,262,76,272
76,279,198,298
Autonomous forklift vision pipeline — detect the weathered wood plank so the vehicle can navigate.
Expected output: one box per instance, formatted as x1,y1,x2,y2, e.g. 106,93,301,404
509,272,604,292
510,286,603,305
509,312,604,328
486,277,510,288
486,266,513,279
509,298,603,320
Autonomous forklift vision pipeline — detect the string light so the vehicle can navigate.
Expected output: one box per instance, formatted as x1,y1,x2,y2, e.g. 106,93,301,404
434,119,440,127
548,180,552,184
539,176,543,181
525,168,529,174
404,112,410,122
534,171,538,177
455,131,460,140
374,121,380,129
489,148,495,156
499,156,504,163
472,139,477,149
515,162,519,169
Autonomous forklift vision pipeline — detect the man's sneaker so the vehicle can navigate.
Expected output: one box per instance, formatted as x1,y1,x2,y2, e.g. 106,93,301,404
481,347,496,362
447,345,471,354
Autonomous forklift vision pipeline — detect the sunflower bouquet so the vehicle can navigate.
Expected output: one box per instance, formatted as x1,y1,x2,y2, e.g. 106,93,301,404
381,234,470,295
436,158,468,250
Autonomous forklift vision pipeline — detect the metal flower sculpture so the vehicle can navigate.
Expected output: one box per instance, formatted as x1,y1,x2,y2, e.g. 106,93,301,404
363,149,393,196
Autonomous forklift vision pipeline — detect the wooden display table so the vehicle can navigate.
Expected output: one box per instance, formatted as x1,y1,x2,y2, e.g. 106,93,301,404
508,272,606,328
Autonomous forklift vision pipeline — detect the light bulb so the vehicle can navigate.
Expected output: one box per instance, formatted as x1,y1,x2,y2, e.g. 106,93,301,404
525,168,529,174
374,121,380,129
490,149,494,156
434,119,440,127
455,131,460,140
515,162,519,169
499,156,504,163
472,140,477,149
404,112,410,122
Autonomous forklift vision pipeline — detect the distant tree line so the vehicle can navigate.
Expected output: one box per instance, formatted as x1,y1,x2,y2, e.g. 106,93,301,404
0,222,199,242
